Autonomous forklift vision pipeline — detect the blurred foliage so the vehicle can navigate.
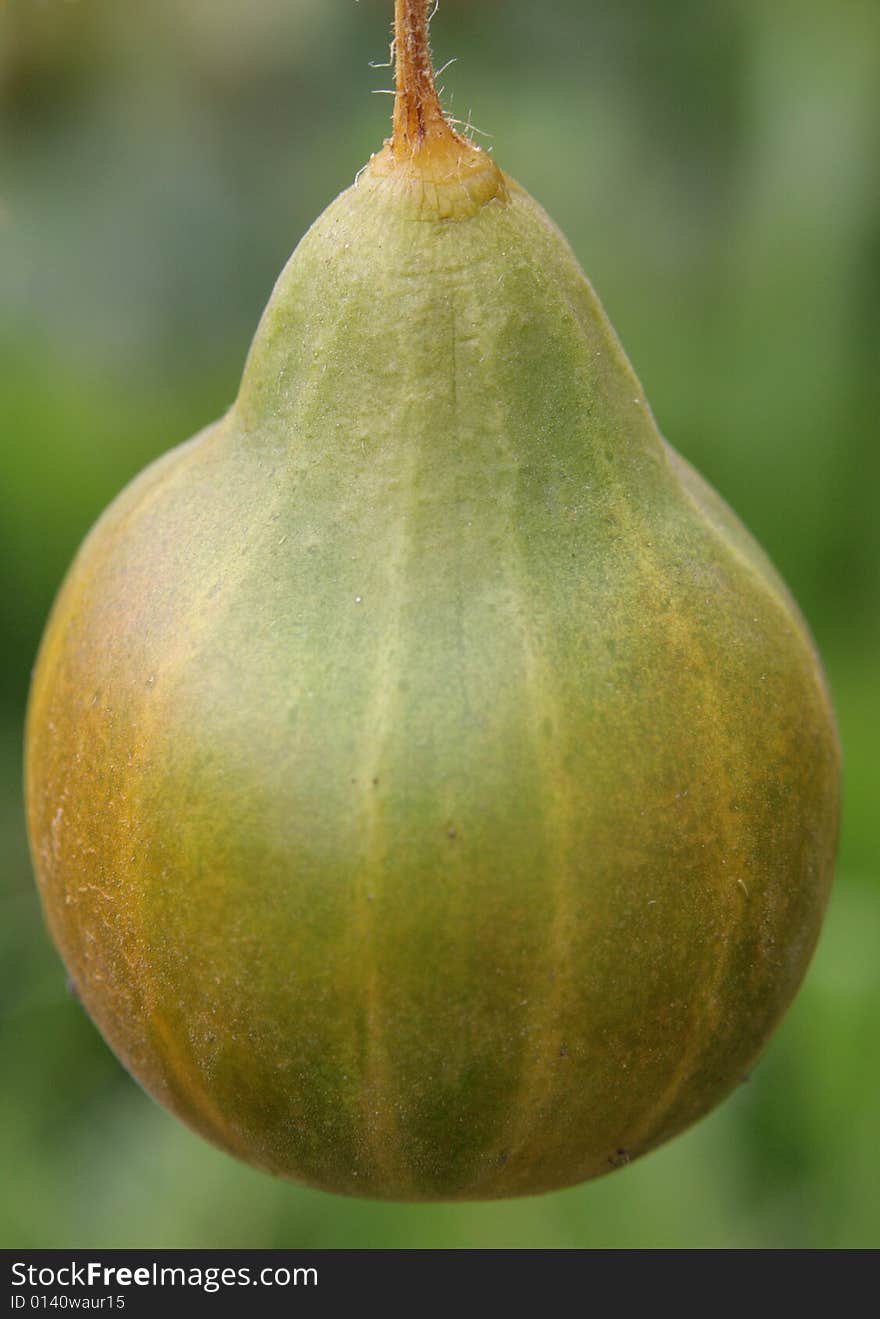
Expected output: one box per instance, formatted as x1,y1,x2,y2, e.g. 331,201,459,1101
1,0,878,1249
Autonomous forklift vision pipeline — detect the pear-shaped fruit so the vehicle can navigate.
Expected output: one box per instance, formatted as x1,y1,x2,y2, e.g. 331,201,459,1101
25,2,840,1201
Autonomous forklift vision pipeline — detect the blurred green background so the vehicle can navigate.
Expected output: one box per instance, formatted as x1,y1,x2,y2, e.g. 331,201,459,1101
1,0,878,1249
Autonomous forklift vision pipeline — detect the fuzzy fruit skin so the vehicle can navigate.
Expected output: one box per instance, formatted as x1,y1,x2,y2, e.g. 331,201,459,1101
25,169,840,1201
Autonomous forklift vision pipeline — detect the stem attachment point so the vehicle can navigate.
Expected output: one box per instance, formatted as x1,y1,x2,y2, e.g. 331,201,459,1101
365,1,508,220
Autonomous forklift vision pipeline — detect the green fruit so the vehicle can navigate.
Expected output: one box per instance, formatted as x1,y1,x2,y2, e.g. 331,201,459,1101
25,2,840,1201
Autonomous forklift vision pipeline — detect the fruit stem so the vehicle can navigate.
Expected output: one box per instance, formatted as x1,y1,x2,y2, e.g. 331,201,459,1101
392,0,456,155
366,1,506,218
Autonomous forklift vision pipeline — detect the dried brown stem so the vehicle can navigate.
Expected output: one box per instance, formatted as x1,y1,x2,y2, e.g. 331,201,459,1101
392,0,455,153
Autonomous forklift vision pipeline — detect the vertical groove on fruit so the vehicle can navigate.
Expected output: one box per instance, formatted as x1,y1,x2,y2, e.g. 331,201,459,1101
349,418,424,1196
608,484,753,1148
464,391,578,1195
